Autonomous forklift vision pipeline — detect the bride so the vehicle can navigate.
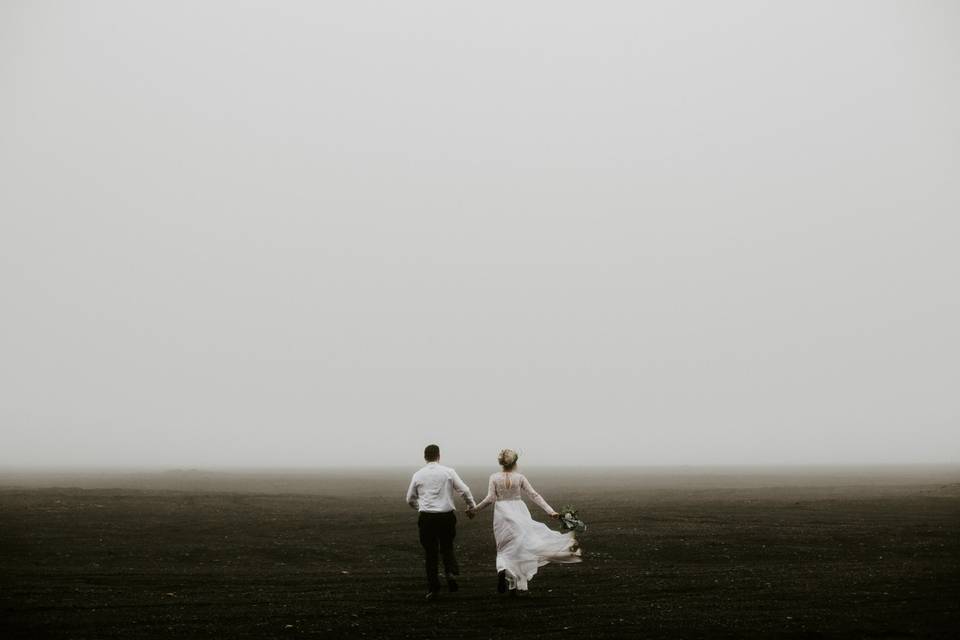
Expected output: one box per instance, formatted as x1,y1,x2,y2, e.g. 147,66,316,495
467,449,581,594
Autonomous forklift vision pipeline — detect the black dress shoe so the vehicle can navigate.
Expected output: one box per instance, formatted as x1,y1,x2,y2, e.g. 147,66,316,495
425,589,439,601
497,570,507,594
446,576,459,592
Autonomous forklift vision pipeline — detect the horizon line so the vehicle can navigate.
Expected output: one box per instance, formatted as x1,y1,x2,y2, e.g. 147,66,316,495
2,462,959,473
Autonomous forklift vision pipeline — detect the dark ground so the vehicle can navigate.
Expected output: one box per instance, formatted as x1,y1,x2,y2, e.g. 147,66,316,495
1,467,958,639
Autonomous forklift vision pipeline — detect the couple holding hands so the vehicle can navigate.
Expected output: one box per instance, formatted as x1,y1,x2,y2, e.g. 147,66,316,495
405,444,582,600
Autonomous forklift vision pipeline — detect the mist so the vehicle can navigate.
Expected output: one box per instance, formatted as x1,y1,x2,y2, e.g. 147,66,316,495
2,1,958,468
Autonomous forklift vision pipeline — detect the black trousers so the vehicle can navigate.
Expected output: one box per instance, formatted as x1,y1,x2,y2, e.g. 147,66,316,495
418,511,458,591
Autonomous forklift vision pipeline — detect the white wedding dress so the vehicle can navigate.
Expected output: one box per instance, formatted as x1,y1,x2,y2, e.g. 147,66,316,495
473,471,581,591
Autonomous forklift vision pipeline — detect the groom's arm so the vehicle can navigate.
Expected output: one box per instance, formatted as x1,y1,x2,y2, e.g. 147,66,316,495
449,469,476,509
405,476,419,510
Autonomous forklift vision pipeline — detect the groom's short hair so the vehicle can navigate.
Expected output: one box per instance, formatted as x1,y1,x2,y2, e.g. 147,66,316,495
424,444,440,461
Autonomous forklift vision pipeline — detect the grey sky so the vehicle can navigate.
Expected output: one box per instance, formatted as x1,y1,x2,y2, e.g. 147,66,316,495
2,1,958,468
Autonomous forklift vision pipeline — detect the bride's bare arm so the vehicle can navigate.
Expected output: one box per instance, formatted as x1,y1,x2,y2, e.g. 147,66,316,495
473,475,497,512
521,476,558,516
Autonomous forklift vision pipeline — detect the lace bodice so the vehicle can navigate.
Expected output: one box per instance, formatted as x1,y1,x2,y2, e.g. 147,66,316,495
474,472,555,514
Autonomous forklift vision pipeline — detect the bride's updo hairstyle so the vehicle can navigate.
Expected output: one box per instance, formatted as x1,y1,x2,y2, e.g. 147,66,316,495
498,449,519,471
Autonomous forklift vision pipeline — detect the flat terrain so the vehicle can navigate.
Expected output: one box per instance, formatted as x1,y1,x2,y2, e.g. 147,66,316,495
1,467,958,638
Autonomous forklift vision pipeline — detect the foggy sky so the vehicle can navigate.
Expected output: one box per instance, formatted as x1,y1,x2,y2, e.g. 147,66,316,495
2,1,958,468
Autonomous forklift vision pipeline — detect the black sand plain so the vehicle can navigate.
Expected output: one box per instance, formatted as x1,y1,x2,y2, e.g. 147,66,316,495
1,466,958,639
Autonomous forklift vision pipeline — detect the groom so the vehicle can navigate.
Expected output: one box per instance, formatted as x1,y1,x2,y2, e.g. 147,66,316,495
405,444,476,600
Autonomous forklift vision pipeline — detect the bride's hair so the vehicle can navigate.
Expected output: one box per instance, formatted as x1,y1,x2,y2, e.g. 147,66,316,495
498,449,519,470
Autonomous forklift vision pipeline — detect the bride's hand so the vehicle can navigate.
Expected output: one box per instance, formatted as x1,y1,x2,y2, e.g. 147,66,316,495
549,512,560,519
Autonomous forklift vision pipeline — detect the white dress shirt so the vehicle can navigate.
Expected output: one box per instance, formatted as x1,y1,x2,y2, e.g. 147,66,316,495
406,462,476,513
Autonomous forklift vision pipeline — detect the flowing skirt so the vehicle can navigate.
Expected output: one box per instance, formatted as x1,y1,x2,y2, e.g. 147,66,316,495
493,499,582,590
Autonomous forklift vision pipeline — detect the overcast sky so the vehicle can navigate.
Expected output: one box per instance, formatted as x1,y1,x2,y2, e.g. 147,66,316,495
2,1,958,468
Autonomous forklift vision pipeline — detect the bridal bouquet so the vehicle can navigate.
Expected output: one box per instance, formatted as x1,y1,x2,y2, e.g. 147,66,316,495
557,505,587,534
